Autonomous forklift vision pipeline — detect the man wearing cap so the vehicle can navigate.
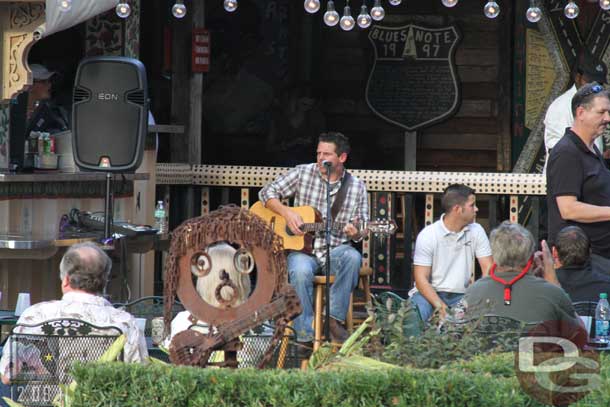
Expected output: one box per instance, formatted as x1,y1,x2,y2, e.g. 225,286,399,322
24,63,68,134
27,64,55,116
543,49,608,168
547,82,610,276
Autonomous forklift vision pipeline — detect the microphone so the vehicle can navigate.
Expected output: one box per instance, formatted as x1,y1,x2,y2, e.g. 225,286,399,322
322,160,333,168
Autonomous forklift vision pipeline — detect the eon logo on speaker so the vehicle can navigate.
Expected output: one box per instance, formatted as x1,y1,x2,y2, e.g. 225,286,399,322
97,93,119,101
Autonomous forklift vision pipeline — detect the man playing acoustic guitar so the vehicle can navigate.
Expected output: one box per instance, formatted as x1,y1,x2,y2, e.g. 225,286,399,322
259,132,368,345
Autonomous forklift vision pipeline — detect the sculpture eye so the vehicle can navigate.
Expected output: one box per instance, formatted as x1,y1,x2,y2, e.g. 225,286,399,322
233,248,254,274
190,251,212,277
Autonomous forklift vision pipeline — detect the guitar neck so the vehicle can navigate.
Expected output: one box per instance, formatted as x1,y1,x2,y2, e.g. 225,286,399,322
301,222,348,233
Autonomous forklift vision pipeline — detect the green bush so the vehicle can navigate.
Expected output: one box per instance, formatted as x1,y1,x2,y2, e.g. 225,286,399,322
68,352,608,407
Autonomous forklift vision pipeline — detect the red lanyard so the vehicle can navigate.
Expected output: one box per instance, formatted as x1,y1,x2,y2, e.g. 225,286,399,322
488,258,533,306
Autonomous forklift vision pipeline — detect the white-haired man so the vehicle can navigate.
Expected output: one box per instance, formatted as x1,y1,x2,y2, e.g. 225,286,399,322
0,242,148,387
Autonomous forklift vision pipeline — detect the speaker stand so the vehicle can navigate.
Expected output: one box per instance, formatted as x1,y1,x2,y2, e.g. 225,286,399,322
103,172,113,240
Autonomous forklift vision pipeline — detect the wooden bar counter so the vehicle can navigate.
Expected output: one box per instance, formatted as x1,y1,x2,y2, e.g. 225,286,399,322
0,170,152,310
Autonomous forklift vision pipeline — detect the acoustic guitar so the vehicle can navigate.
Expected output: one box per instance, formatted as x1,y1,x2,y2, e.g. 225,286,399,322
250,201,397,253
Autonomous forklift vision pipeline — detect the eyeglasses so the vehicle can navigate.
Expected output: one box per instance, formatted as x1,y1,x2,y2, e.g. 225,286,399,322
581,84,604,98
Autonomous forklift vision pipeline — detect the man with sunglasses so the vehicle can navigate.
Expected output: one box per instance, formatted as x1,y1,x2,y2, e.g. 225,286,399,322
547,82,610,276
544,50,608,171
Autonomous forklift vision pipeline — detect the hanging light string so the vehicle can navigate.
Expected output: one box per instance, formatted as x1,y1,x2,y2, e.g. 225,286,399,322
526,0,541,23
442,0,459,7
58,0,72,12
370,0,386,21
357,1,373,28
565,0,580,19
173,0,187,17
116,2,132,19
305,0,321,13
65,0,187,19
324,1,340,26
484,1,500,19
340,0,356,31
52,0,610,23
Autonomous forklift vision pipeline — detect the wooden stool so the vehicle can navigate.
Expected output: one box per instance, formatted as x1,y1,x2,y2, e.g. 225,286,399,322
312,267,373,351
346,266,373,331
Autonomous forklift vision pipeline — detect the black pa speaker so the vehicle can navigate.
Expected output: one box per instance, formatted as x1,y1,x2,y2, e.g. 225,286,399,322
72,56,148,172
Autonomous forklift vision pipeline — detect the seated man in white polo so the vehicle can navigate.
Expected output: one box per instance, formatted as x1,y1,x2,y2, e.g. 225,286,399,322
409,184,493,322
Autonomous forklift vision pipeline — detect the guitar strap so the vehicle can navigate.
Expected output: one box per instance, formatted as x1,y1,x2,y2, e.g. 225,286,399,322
331,171,352,221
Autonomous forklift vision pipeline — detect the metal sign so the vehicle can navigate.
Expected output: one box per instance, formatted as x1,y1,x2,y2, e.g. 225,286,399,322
365,23,462,131
192,29,210,73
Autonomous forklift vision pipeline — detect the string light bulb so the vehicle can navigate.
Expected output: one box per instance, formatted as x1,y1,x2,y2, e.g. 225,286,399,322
223,0,237,13
600,0,610,11
483,1,500,18
340,4,355,31
172,0,187,17
526,3,541,22
116,2,131,18
58,0,72,12
324,1,340,26
388,0,402,5
564,1,579,19
371,0,385,20
357,4,372,28
304,0,320,13
442,0,459,7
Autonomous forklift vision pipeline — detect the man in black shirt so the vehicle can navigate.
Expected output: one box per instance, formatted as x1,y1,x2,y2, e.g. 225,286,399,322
554,226,610,302
547,82,610,275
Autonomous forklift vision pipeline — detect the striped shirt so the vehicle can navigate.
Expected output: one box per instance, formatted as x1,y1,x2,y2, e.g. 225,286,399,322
259,163,369,262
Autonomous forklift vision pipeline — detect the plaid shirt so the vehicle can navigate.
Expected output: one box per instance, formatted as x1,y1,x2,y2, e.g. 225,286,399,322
259,163,369,262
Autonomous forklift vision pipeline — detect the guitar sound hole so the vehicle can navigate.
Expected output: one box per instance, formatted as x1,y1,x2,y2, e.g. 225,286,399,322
285,226,294,236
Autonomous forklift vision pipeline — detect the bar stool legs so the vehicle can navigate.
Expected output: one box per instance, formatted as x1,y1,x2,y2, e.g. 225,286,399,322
312,267,372,351
346,267,373,332
313,275,335,351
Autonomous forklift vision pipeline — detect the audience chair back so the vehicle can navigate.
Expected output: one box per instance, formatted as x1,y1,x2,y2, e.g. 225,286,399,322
240,323,298,369
8,318,123,407
572,301,598,317
374,291,424,341
184,322,298,369
115,296,185,337
447,315,528,352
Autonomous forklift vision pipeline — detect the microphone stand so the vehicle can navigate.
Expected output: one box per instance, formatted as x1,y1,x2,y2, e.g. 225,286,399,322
323,161,332,342
103,172,113,240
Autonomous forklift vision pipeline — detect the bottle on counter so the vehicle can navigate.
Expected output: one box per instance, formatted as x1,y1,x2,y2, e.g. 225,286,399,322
154,200,168,234
595,293,610,343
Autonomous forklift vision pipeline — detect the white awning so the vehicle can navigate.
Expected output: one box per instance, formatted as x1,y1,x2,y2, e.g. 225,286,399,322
35,0,119,39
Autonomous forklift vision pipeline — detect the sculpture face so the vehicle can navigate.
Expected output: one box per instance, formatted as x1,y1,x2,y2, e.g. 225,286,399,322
190,242,252,309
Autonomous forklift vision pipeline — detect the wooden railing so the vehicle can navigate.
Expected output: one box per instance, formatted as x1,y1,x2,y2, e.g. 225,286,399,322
155,163,547,292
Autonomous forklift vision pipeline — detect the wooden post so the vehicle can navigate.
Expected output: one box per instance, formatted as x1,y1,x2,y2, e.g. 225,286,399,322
399,131,416,289
497,1,513,171
170,1,204,220
404,131,416,171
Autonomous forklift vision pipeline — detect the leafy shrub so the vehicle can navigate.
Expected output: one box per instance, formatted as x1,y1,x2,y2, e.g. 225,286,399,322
370,294,525,369
69,360,524,407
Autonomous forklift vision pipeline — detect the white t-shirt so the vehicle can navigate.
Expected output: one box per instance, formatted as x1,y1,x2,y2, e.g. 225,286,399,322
543,84,604,172
409,215,492,296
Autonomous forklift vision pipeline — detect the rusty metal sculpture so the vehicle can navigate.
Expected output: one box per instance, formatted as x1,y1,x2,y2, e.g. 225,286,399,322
164,205,301,368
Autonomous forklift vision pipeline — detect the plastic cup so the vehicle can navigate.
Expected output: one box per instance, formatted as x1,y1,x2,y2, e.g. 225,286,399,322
151,317,165,346
135,318,147,335
580,316,593,338
15,293,31,316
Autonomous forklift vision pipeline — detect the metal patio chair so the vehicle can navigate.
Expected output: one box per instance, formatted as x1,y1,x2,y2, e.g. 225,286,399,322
8,318,123,407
